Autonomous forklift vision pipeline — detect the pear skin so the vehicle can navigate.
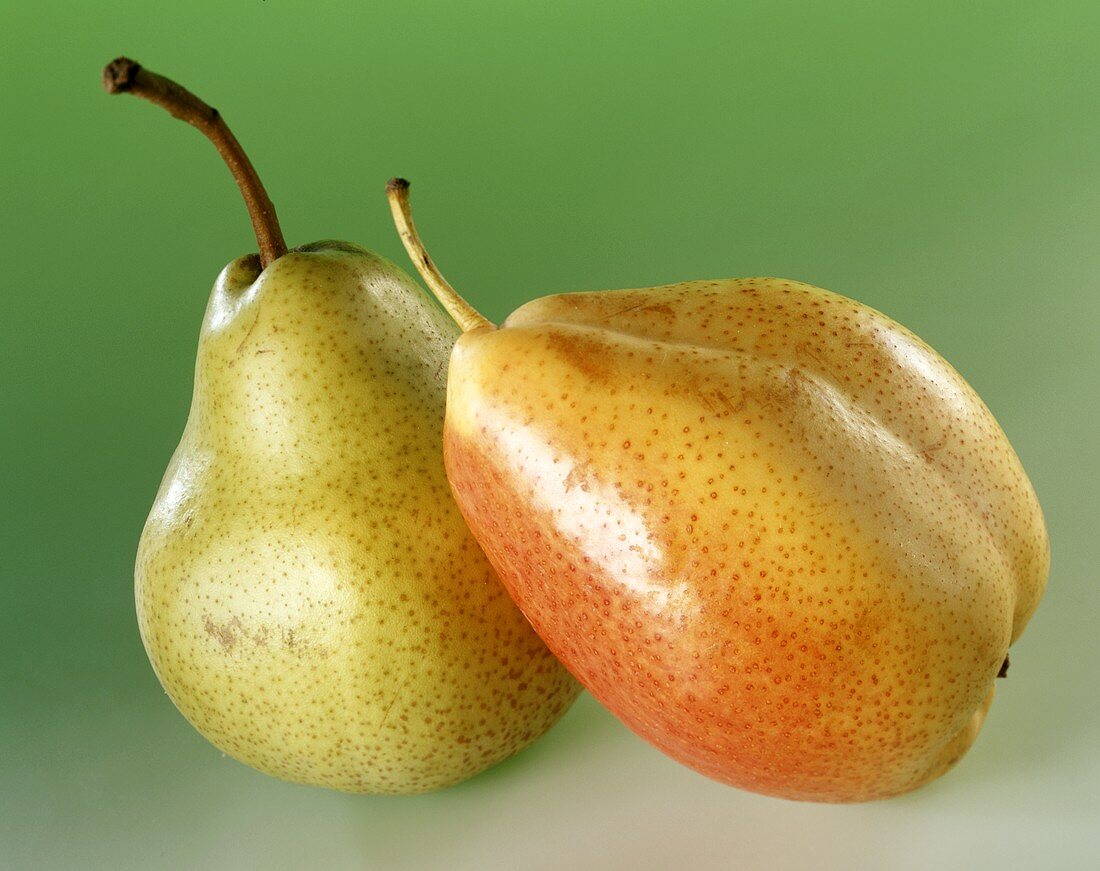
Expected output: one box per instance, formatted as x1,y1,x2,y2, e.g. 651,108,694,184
441,279,1048,802
136,244,579,794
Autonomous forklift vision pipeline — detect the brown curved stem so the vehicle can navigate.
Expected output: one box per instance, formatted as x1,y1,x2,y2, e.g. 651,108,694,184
102,57,287,267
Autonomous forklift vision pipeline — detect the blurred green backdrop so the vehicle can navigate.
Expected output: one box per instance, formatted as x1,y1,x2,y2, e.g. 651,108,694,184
2,2,1098,869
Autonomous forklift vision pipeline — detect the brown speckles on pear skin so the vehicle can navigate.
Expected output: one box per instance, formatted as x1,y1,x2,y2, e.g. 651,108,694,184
135,245,580,795
447,277,1048,802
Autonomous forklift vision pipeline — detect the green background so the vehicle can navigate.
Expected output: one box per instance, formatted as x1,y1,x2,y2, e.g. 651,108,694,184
3,2,1098,868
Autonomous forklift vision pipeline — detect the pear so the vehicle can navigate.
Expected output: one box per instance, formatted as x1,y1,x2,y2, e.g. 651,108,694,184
109,60,578,794
388,179,1049,802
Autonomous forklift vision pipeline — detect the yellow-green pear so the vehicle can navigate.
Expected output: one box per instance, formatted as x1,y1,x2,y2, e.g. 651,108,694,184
108,59,579,794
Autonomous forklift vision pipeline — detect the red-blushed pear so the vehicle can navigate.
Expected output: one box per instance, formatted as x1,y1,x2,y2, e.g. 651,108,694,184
108,60,578,794
387,178,1049,802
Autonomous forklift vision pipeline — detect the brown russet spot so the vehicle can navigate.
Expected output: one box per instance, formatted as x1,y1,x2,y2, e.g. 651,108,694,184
203,615,241,652
543,328,617,384
563,459,594,493
919,435,948,461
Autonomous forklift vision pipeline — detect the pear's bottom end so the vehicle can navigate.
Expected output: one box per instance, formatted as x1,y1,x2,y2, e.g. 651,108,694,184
893,683,996,799
148,669,582,797
714,684,997,804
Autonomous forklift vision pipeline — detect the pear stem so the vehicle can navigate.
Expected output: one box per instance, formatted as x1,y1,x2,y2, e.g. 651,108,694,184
102,57,288,268
386,178,494,333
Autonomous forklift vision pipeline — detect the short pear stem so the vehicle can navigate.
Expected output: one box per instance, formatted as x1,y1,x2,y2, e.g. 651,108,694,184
386,178,494,333
102,57,287,268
